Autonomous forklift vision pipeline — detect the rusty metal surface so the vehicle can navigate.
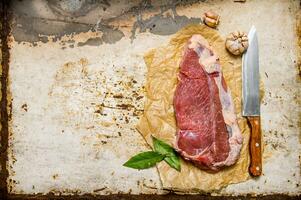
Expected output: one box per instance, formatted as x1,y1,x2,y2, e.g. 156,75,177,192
6,194,301,200
0,0,11,198
0,0,300,199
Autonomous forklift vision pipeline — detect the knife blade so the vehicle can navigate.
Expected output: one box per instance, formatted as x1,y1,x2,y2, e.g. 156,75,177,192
242,26,262,177
243,26,260,116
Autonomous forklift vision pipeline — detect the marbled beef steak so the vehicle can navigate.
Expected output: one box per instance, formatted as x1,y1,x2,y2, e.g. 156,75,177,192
174,35,243,171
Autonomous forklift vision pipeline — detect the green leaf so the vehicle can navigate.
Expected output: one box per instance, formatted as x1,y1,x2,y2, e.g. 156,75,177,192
165,155,181,171
152,136,181,171
123,151,165,169
152,136,174,156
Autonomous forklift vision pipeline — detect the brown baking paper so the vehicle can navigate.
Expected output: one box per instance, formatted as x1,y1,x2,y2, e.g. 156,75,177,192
137,24,250,192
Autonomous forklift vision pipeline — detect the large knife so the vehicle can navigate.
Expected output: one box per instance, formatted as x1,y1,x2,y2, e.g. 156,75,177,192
242,26,262,177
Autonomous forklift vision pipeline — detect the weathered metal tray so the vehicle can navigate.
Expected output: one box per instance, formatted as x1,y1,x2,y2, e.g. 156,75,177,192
0,0,300,199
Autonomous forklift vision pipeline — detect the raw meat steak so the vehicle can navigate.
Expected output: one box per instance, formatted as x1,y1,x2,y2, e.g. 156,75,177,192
174,35,243,171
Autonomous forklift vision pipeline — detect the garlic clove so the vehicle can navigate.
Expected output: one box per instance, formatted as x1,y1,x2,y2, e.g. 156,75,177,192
242,41,249,48
203,10,220,28
225,31,249,56
204,17,219,27
241,36,248,41
233,31,239,38
239,46,245,53
205,11,219,19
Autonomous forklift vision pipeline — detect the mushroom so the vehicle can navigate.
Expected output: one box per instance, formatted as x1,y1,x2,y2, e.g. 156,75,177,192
225,31,249,55
203,11,220,28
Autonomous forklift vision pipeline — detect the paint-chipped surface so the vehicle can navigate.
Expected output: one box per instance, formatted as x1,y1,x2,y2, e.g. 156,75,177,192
6,0,301,196
8,32,170,195
0,1,10,197
0,26,2,173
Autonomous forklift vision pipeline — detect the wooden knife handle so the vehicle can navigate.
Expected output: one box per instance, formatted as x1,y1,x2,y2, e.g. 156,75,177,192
247,116,262,177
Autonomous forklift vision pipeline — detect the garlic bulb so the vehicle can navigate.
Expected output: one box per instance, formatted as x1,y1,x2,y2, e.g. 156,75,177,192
225,31,249,55
203,11,220,28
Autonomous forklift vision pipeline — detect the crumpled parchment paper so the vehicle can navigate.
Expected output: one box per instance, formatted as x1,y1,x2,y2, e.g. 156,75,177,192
137,24,250,192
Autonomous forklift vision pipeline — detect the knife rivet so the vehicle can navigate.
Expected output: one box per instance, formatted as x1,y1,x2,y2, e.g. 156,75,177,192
255,143,259,147
256,166,260,171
